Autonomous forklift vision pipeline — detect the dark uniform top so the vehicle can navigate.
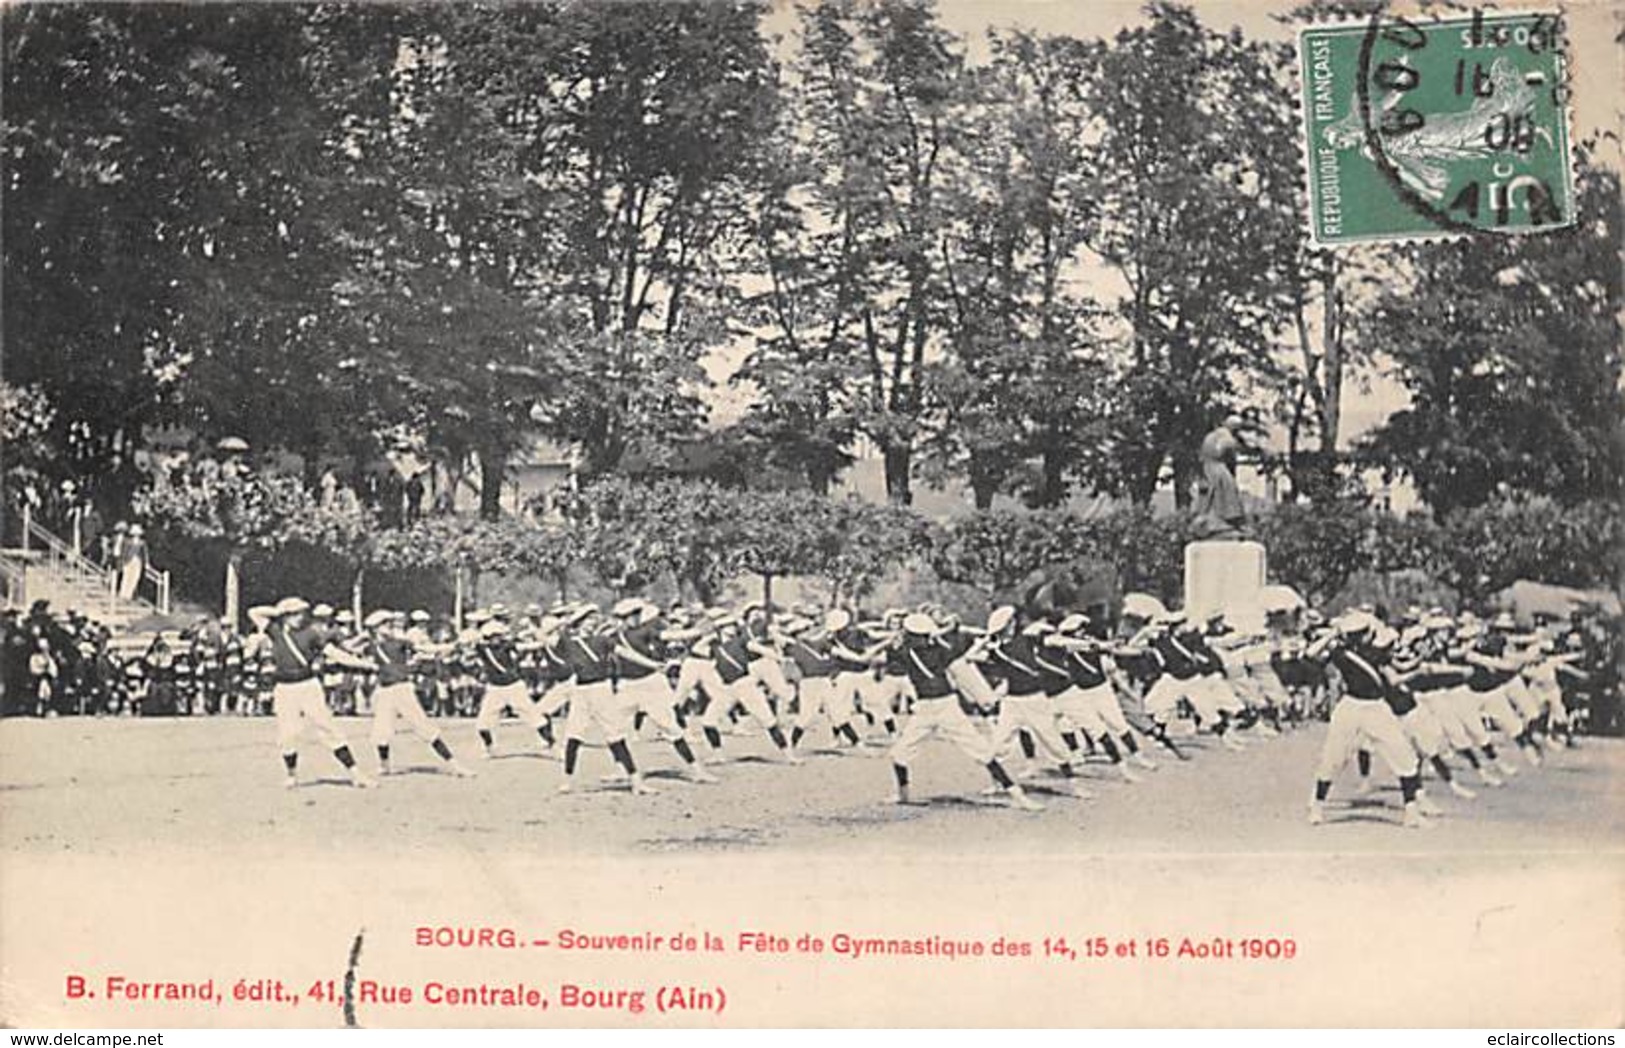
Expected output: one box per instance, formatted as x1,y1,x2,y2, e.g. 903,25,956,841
899,636,955,700
1466,635,1517,693
882,638,911,681
785,634,836,679
267,623,323,684
714,631,753,685
1062,644,1111,691
538,637,575,684
832,627,874,673
1152,632,1200,681
1401,635,1469,693
372,636,414,687
1382,645,1423,716
989,636,1046,698
1325,642,1388,702
561,633,614,686
1032,642,1075,698
614,624,664,682
743,620,775,664
477,638,522,687
1115,646,1162,689
1182,630,1226,677
937,628,976,664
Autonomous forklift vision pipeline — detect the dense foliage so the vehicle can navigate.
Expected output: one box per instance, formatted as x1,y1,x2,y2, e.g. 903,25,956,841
7,2,1616,521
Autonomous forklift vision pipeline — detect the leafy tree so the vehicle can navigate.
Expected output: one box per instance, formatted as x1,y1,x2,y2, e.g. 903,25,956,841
540,329,713,480
532,2,777,476
309,5,575,517
930,509,1088,593
1438,495,1624,604
821,498,937,601
135,458,373,626
1080,3,1299,505
0,383,55,476
315,4,776,501
744,0,967,505
154,6,383,478
1254,499,1375,607
1360,157,1625,515
926,29,1108,509
930,505,1193,604
557,477,702,598
559,477,930,604
3,6,225,504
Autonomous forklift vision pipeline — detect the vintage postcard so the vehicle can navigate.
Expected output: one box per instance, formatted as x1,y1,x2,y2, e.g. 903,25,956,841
1,0,1621,1031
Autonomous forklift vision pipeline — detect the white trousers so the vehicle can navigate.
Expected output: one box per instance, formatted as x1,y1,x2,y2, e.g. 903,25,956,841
1316,697,1415,780
370,681,441,747
475,680,544,732
674,657,727,708
992,694,1071,763
794,676,855,731
1396,700,1446,759
891,696,993,767
274,678,344,754
748,658,794,706
620,674,685,739
1054,683,1131,738
565,680,635,743
1145,674,1239,723
703,676,778,730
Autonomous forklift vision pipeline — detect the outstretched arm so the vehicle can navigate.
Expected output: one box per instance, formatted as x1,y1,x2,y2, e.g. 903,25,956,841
321,643,376,672
614,643,666,672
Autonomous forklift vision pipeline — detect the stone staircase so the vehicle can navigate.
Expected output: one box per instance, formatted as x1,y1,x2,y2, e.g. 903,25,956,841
2,518,173,656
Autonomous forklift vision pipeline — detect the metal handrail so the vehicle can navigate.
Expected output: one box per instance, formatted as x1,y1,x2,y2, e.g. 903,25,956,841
142,562,172,615
24,517,166,618
0,555,26,609
26,518,106,580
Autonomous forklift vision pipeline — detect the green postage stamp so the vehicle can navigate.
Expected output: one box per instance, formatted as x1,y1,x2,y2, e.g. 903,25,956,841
1299,9,1574,246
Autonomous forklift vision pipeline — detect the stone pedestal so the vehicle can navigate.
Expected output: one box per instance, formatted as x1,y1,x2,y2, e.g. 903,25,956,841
1183,540,1267,627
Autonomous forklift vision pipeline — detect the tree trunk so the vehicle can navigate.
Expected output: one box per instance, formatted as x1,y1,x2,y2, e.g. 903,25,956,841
351,565,365,625
478,444,506,521
301,437,323,491
970,477,997,512
1128,450,1163,507
1171,451,1197,511
968,451,999,511
1317,343,1344,496
882,442,912,506
453,566,466,632
1320,257,1345,462
223,551,242,631
806,462,833,498
1039,445,1067,508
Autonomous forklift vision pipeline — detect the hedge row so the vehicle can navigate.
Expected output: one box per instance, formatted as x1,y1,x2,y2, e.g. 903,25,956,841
150,479,1621,619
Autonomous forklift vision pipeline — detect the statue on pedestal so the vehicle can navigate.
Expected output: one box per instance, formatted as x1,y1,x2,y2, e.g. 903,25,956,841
1191,414,1248,540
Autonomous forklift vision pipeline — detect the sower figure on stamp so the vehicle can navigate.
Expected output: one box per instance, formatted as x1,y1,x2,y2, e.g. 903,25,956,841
1191,414,1249,540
